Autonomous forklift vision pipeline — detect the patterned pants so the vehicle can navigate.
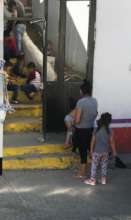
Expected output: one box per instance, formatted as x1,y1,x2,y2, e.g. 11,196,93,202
91,152,109,179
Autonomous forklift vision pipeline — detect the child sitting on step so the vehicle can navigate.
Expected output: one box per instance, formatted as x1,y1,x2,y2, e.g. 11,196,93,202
84,112,117,186
21,62,41,100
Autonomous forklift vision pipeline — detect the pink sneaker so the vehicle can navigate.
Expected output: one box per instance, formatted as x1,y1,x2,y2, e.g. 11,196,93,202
84,179,96,186
101,177,107,185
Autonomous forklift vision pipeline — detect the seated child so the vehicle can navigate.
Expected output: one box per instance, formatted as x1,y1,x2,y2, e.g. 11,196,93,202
21,62,41,100
84,112,117,186
64,97,77,148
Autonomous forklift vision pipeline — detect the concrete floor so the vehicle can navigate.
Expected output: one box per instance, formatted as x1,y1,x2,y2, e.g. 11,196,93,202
4,132,65,147
0,169,131,220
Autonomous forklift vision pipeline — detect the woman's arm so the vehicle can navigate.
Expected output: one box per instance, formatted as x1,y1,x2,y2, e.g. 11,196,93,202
90,135,96,154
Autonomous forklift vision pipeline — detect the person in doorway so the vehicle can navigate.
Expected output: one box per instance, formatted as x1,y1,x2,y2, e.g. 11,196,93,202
74,79,98,178
84,113,117,185
21,62,41,100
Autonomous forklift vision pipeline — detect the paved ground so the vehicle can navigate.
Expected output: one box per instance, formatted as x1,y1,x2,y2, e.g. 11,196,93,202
0,169,131,220
4,132,65,147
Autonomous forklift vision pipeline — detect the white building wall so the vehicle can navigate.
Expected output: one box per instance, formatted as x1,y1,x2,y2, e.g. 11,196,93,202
0,0,4,158
93,0,131,125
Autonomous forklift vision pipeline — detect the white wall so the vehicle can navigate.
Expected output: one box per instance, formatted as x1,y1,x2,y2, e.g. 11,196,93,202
0,1,4,158
48,0,89,73
65,2,89,73
32,0,89,73
32,0,44,18
48,0,60,56
93,0,131,126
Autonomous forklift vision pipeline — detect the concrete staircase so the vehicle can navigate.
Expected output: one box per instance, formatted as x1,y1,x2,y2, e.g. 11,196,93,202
3,78,79,170
3,144,79,170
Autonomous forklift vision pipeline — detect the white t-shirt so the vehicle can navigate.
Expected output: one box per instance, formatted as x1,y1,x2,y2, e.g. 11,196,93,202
30,71,41,90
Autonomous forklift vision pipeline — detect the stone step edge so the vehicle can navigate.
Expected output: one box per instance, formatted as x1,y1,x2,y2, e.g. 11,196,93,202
4,122,41,132
4,145,68,157
3,156,79,170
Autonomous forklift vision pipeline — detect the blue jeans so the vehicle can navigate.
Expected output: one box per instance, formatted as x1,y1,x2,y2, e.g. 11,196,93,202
7,84,19,101
15,23,26,54
22,84,37,100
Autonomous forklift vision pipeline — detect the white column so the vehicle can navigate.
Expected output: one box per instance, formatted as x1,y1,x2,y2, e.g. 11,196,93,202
0,0,4,159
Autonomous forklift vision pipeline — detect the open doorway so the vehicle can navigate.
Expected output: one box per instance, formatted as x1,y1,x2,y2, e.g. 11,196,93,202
45,0,90,132
3,0,90,143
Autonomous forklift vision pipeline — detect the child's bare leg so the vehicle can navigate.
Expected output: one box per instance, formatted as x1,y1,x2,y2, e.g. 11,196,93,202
64,122,72,148
64,130,72,148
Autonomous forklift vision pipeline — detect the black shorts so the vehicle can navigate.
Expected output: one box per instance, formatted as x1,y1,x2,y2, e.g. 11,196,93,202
73,127,93,163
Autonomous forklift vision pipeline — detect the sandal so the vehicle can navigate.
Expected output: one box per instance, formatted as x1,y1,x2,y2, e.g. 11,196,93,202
84,178,96,186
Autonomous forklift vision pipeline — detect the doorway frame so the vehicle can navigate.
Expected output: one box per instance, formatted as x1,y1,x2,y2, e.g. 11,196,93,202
43,0,97,134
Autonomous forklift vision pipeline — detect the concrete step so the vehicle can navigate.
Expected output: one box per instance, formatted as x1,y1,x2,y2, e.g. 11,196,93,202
4,145,68,157
4,132,65,147
7,104,42,118
3,145,79,170
3,155,79,170
3,133,79,170
8,91,41,104
4,117,42,133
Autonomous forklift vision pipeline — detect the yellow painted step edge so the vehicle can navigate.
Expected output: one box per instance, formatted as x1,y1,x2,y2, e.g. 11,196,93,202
4,122,41,132
4,145,66,157
7,108,42,118
3,156,79,170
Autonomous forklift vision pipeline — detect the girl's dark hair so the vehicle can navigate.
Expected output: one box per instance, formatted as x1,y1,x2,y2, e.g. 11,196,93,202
68,97,77,111
80,79,92,95
96,112,112,134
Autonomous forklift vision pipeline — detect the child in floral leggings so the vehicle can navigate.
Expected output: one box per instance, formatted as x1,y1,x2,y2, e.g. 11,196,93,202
84,113,117,186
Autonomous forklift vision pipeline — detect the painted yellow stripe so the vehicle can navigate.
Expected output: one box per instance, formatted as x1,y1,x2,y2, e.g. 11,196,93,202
4,145,66,157
4,122,41,132
8,91,41,104
7,107,42,118
3,156,79,170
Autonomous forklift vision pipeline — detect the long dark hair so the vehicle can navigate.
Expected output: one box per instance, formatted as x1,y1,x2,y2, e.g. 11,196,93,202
96,112,112,134
80,79,92,96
